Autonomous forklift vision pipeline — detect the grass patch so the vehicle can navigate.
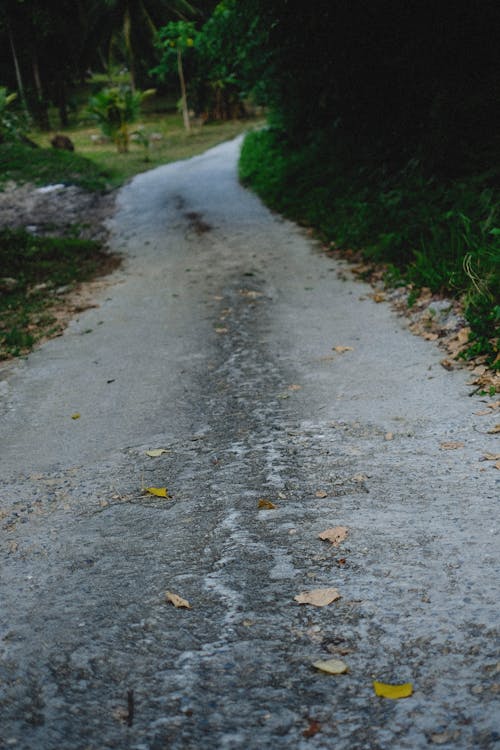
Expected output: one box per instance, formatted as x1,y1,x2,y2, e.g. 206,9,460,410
0,142,111,191
240,129,499,370
0,229,119,359
28,112,260,188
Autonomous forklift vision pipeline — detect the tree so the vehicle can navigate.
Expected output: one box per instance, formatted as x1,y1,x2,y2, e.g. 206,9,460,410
87,86,155,152
153,21,197,131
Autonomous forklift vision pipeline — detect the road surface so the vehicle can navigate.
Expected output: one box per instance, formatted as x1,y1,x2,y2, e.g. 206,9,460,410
0,137,498,749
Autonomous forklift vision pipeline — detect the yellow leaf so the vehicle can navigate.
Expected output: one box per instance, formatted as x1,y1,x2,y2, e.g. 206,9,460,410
294,587,341,607
258,498,277,510
333,345,353,354
71,413,81,420
146,449,170,457
313,658,348,675
165,591,191,609
145,487,170,498
318,527,348,546
373,681,413,699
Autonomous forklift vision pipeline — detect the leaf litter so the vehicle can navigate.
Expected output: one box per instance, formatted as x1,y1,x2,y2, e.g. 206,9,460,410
294,587,341,607
165,591,191,609
318,526,349,546
373,681,413,699
313,658,348,675
145,487,170,498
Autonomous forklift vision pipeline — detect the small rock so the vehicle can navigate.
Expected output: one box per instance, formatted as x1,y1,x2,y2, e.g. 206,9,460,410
0,277,19,292
51,134,74,151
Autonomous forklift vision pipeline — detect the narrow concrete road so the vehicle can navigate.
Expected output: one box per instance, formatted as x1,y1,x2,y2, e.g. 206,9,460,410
0,137,498,750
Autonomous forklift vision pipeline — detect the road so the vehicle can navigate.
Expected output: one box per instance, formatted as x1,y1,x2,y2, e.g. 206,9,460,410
0,137,499,749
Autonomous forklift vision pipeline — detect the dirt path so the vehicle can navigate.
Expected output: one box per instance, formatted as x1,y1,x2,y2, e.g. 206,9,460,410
0,137,498,749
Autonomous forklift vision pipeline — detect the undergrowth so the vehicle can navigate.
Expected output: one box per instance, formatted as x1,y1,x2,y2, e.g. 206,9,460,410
0,142,111,191
239,129,499,368
0,229,118,359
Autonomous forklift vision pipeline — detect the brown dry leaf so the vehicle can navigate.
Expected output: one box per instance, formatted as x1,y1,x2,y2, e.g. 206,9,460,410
165,591,191,609
371,291,386,303
312,658,348,674
488,424,500,434
303,719,322,738
318,526,348,546
482,453,500,461
287,384,302,391
422,332,439,341
385,432,394,441
240,289,263,299
315,489,328,498
8,541,18,553
440,359,455,371
495,461,500,471
476,409,494,416
294,587,341,607
440,441,465,450
258,498,277,510
352,473,368,482
333,345,353,354
215,327,228,334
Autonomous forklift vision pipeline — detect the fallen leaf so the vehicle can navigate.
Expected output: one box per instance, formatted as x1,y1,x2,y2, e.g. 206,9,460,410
333,345,353,354
303,719,322,738
71,413,81,420
315,489,328,498
482,453,500,461
440,441,464,450
422,332,439,341
373,681,413,699
312,658,348,674
145,449,170,457
318,526,348,546
287,384,302,391
215,327,228,334
165,591,191,609
429,730,461,744
440,359,455,371
488,424,500,434
371,292,386,303
145,487,170,498
294,587,341,607
258,498,277,510
495,461,500,471
352,473,368,482
385,432,394,440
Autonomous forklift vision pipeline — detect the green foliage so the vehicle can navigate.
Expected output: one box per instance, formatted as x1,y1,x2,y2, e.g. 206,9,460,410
87,86,155,152
0,141,110,191
0,87,27,142
240,128,499,365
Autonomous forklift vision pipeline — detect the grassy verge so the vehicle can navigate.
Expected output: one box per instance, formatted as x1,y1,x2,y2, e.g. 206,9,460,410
239,128,499,373
0,229,119,359
27,112,259,188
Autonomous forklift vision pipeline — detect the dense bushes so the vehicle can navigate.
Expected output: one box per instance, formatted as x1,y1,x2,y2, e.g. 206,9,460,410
240,128,499,367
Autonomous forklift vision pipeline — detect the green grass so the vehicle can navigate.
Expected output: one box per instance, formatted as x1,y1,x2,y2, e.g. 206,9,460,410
26,110,260,189
0,141,111,191
240,128,499,369
0,229,119,359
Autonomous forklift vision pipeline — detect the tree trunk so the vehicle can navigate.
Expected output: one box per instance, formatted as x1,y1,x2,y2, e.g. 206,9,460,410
177,48,190,133
8,23,28,115
32,54,50,130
